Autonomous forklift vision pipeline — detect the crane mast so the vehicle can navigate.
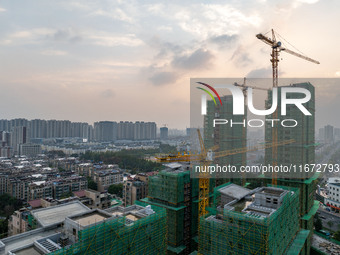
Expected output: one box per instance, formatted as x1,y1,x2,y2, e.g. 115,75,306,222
256,29,319,185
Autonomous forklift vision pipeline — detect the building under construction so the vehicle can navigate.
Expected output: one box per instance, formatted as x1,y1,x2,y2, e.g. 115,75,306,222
1,202,167,255
140,162,211,254
265,82,319,254
199,183,310,255
204,95,247,183
50,204,167,255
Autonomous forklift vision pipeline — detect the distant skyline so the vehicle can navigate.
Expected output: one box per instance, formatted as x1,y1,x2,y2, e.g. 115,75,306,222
1,0,340,129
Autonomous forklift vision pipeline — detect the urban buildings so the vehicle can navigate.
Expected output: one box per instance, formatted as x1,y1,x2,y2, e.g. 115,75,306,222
92,169,123,192
123,173,154,206
0,157,88,201
325,177,340,211
18,144,42,157
324,125,334,143
318,125,340,142
0,118,158,143
11,126,29,154
94,120,157,141
93,121,117,141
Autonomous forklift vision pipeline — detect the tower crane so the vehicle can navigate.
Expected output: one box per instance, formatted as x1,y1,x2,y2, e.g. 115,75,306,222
233,77,270,94
256,29,319,185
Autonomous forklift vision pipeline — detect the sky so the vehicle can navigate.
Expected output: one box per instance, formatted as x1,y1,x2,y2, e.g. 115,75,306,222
0,0,339,129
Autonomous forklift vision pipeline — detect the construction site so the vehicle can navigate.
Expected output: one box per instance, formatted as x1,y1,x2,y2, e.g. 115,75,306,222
0,29,322,255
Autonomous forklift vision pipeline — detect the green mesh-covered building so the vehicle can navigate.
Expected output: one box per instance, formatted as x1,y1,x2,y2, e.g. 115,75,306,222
140,163,210,254
199,183,309,255
49,204,167,255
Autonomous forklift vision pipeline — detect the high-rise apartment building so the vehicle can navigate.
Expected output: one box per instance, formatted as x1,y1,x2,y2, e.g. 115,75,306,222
324,124,334,143
94,121,117,141
11,126,29,154
204,95,247,182
160,126,169,140
265,82,318,253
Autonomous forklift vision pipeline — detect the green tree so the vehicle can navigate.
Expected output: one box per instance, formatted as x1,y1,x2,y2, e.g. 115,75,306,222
0,194,23,237
80,150,164,173
60,191,73,199
334,230,340,241
108,183,123,197
47,150,66,158
327,221,334,229
87,177,98,191
314,217,323,232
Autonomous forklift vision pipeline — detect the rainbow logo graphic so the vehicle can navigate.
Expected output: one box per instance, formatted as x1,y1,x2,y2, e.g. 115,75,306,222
196,82,223,106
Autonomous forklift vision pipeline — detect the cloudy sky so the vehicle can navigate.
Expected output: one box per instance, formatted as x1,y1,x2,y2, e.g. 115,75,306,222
0,0,339,129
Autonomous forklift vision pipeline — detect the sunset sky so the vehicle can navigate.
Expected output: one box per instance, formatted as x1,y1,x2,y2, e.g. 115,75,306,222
0,0,339,129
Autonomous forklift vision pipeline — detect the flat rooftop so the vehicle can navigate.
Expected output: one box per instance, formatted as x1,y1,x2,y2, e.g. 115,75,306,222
222,186,289,218
73,212,110,227
260,187,285,196
126,213,141,222
32,201,90,227
219,184,251,200
12,246,42,255
2,228,60,255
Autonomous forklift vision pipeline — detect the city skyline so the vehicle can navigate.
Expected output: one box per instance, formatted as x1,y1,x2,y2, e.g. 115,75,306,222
1,1,340,129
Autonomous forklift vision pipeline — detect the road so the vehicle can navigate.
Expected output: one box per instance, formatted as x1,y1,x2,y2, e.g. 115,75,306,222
317,208,340,232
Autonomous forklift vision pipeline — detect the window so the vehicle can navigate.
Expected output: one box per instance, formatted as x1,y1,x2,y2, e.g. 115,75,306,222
73,228,76,235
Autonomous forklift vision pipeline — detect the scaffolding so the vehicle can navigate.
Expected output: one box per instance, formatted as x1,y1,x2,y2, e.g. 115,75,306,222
199,185,302,255
145,168,214,254
49,204,167,255
148,169,191,205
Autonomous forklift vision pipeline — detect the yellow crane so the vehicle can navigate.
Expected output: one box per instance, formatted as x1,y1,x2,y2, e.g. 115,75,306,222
256,29,319,185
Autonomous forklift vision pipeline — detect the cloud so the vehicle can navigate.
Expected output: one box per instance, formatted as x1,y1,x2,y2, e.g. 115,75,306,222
41,50,68,56
172,48,214,70
209,34,238,48
295,0,319,4
11,28,55,39
230,46,253,67
246,67,272,78
51,28,82,43
149,71,179,86
175,4,262,38
7,27,141,47
157,26,173,32
89,33,143,47
0,7,6,12
290,0,320,9
92,8,134,23
100,89,115,98
9,28,81,44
